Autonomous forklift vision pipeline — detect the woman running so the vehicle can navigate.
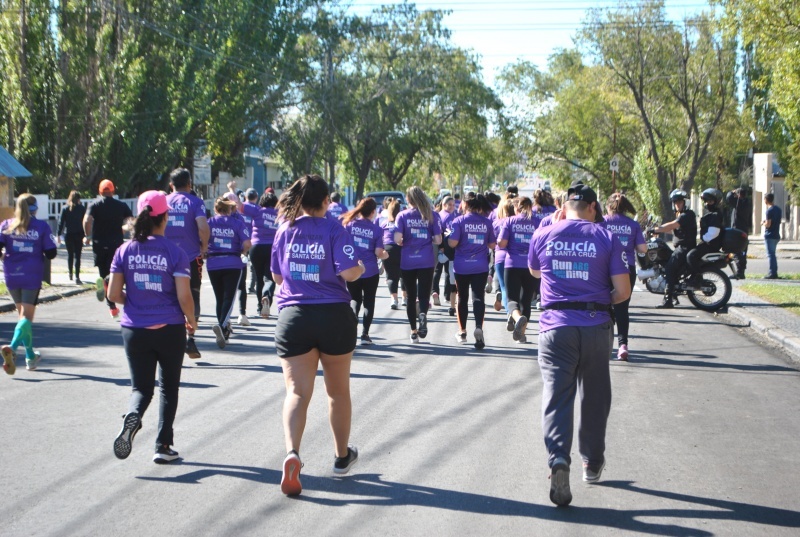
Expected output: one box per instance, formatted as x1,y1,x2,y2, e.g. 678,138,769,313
342,198,388,345
602,193,647,360
0,195,58,374
107,191,197,463
243,192,279,318
448,194,496,349
207,197,251,349
433,196,456,311
271,174,364,496
379,199,405,310
499,196,538,344
492,196,515,312
394,186,442,343
57,190,86,284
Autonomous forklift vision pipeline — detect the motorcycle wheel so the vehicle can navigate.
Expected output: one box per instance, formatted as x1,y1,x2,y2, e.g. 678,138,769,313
687,267,732,312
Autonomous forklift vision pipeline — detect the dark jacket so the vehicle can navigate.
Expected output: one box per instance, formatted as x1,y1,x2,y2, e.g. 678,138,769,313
58,204,87,237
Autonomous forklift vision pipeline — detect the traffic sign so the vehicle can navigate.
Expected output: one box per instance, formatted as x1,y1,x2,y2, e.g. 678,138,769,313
610,155,619,172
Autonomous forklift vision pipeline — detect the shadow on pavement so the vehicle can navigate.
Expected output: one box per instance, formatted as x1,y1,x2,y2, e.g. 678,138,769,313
629,350,799,374
11,369,219,389
190,362,403,381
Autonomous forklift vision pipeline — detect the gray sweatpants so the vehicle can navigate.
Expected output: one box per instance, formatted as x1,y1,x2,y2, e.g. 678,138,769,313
538,321,613,469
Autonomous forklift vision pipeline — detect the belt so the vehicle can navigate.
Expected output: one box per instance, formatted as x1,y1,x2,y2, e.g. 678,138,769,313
542,301,613,318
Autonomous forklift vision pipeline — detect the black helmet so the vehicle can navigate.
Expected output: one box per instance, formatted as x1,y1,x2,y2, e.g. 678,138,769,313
701,188,722,205
669,189,687,202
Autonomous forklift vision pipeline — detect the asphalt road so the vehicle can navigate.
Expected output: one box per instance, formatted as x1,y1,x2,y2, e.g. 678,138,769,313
2,273,800,536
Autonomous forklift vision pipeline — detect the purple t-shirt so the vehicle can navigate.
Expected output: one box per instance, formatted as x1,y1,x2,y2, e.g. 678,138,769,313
449,213,496,275
379,217,398,246
528,219,628,332
165,192,207,260
0,218,57,290
492,218,507,265
532,207,556,228
240,202,257,226
499,213,537,269
244,204,279,245
346,218,384,278
110,235,191,328
207,215,250,270
327,202,347,221
395,208,442,270
438,209,456,232
539,213,556,228
602,214,645,268
270,216,359,308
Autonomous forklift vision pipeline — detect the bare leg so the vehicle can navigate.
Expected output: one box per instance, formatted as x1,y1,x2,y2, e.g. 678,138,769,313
280,350,320,454
320,351,353,457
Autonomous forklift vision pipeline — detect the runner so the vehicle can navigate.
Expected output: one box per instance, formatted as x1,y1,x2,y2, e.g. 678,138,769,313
498,196,537,344
57,190,86,284
207,197,251,349
492,196,515,313
108,191,197,463
223,192,250,326
394,186,442,343
0,195,58,374
433,196,456,310
271,174,364,496
379,199,406,310
243,192,279,319
448,194,496,349
342,198,388,345
241,188,259,294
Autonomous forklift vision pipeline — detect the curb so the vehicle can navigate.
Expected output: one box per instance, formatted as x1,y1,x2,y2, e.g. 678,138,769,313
0,286,94,313
726,305,800,361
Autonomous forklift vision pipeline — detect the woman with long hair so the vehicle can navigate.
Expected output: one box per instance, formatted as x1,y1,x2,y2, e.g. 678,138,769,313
602,192,647,360
342,197,388,345
433,195,456,310
0,195,58,374
271,174,364,496
448,194,496,349
492,196,515,312
394,186,442,343
244,192,279,318
107,191,197,463
207,197,251,349
499,196,538,344
58,190,87,284
379,199,406,310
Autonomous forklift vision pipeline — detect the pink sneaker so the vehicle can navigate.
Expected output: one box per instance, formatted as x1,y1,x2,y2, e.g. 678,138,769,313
616,345,629,361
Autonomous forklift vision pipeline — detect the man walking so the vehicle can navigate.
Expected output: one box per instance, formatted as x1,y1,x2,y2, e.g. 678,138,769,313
83,180,133,317
763,193,782,279
528,184,631,506
166,168,210,358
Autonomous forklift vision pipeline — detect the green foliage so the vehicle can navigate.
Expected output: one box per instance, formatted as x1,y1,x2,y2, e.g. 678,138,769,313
632,145,661,217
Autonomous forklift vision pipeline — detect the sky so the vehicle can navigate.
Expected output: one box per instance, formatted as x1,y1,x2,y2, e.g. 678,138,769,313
343,0,715,87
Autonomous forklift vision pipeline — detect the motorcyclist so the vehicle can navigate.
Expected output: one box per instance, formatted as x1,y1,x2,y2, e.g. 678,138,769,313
653,189,697,309
685,189,724,287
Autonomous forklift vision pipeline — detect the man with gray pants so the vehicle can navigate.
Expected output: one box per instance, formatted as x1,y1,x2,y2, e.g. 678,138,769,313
528,184,631,506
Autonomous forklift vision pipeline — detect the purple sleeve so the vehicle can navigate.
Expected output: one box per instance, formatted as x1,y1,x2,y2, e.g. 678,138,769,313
487,221,497,244
498,220,510,242
238,220,251,243
270,228,284,274
43,227,57,251
528,234,541,271
330,225,360,275
609,236,629,276
633,221,646,246
194,199,207,220
110,246,124,274
173,247,191,279
375,222,384,249
450,218,462,243
432,217,442,236
395,212,406,235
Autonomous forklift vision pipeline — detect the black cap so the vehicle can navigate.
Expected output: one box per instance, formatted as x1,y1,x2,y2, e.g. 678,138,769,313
569,179,585,189
567,184,597,204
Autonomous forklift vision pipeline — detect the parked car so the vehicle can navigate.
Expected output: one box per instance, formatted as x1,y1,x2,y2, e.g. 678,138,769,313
365,191,406,210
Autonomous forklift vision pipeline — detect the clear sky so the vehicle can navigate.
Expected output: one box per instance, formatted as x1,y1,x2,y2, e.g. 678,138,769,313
343,1,714,87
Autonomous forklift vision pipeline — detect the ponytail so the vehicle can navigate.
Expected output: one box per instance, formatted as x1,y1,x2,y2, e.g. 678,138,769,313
278,174,329,225
341,197,377,226
5,194,34,235
133,208,166,242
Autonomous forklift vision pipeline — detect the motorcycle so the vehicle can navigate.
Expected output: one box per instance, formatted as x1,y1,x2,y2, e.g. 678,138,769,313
636,225,747,312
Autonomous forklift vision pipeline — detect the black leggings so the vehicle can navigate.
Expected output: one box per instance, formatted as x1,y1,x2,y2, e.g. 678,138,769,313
347,273,380,335
121,323,185,448
505,267,536,319
209,268,245,326
237,266,247,315
433,260,453,296
65,233,83,278
402,268,434,329
250,244,275,308
454,272,488,331
383,244,404,295
613,267,637,345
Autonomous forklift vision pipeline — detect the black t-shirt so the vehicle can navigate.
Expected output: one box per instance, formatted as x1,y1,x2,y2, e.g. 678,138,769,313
673,209,697,249
700,209,723,250
88,196,133,245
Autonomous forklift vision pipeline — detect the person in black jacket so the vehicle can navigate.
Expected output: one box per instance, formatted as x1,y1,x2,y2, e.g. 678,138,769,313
58,190,87,284
727,188,752,278
686,189,724,286
653,189,697,309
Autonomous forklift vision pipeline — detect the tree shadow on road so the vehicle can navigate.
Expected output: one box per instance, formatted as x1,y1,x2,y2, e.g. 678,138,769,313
628,349,799,374
190,362,404,381
11,369,219,388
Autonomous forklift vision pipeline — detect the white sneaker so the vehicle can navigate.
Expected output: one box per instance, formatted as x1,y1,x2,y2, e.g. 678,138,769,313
237,314,250,326
455,331,467,344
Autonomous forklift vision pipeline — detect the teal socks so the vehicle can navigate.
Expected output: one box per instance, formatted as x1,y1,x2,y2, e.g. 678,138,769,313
10,318,34,359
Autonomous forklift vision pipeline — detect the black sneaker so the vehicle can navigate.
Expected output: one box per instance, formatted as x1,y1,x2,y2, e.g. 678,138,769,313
448,307,456,316
185,338,201,359
506,314,515,332
153,445,180,464
474,328,485,350
113,412,142,460
333,445,358,475
549,458,572,506
513,316,527,342
360,335,373,346
417,312,428,339
656,298,675,309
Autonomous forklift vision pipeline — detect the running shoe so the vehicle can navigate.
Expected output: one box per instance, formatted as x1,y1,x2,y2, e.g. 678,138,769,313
185,338,201,359
417,312,428,339
360,335,373,346
494,292,502,312
2,345,16,375
517,335,528,344
281,451,303,496
401,297,408,307
25,351,41,371
113,412,141,460
223,323,233,340
485,276,493,294
110,307,120,318
261,296,270,319
506,314,515,332
474,328,485,350
583,460,605,483
513,316,527,342
615,345,629,362
448,307,456,316
237,314,250,326
75,278,83,285
95,277,105,302
333,445,359,475
390,299,399,310
212,325,226,349
455,331,467,344
410,332,419,344
432,292,441,306
549,457,572,507
153,445,180,464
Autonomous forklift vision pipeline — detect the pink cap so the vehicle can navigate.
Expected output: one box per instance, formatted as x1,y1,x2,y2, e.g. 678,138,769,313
137,190,169,217
223,192,239,203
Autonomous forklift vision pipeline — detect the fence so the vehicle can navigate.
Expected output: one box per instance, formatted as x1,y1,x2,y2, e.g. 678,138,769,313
47,197,138,221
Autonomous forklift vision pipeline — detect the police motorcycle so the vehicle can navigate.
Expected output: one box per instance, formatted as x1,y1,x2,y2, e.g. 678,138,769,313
636,192,747,312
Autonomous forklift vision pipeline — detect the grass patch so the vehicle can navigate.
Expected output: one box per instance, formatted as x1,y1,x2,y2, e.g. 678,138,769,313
745,273,800,280
740,283,800,316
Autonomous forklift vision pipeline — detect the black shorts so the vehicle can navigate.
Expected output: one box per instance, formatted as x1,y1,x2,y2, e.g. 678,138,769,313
274,302,357,358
